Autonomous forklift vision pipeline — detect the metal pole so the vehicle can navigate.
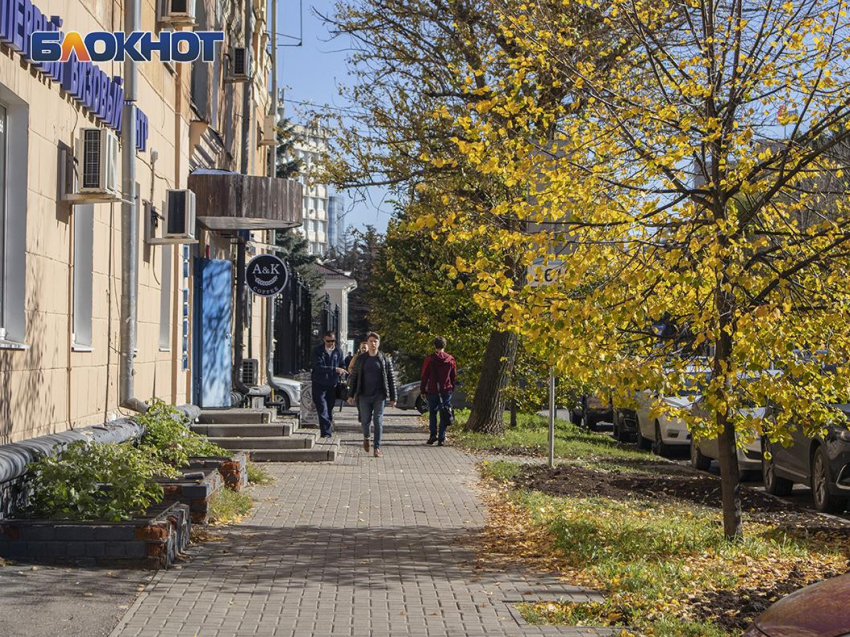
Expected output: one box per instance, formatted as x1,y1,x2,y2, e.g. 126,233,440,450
548,366,555,468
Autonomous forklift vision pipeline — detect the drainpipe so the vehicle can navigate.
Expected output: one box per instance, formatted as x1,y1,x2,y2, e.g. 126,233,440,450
265,0,289,398
119,0,148,413
231,0,255,402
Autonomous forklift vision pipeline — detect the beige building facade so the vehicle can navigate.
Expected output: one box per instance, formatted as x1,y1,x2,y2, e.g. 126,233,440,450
0,0,293,444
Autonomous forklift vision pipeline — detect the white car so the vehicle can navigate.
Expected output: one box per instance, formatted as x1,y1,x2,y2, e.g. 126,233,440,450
271,376,303,411
634,390,697,456
632,369,709,456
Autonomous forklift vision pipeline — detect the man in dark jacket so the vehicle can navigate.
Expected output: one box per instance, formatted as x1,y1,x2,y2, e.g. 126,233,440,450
347,332,397,457
311,331,346,438
420,336,457,446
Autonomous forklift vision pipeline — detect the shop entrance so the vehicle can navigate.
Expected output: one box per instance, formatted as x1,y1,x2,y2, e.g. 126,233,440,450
193,258,232,407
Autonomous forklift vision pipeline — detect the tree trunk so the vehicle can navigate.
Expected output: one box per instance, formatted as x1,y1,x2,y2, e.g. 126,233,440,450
715,285,743,540
465,329,518,434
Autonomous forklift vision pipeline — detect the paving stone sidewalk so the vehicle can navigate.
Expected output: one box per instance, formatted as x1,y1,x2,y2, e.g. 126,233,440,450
110,408,617,637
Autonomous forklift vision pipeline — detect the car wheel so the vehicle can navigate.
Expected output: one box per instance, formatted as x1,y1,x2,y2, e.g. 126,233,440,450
613,413,630,443
812,446,847,513
279,392,291,412
415,395,427,415
584,413,599,432
690,442,711,471
652,421,672,457
637,422,652,450
762,443,793,496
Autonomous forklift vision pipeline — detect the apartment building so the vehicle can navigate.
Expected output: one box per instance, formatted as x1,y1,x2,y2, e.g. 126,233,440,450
0,0,300,444
287,124,330,255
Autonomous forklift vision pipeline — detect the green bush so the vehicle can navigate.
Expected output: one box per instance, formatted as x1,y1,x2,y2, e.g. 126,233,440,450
137,398,228,466
26,441,178,521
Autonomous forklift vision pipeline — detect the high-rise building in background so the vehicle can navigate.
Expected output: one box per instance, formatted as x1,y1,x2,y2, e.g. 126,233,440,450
328,195,346,251
287,125,330,255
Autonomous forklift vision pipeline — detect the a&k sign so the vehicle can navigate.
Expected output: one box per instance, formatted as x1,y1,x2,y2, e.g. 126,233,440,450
246,254,288,297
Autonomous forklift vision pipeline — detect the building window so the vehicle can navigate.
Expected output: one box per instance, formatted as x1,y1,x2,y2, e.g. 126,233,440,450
0,103,6,340
159,246,172,350
72,204,94,349
0,92,28,347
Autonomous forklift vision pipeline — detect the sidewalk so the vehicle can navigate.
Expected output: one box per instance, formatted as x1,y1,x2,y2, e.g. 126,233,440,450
110,407,614,637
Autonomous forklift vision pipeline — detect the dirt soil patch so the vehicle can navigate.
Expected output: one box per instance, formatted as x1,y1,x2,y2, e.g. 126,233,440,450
516,462,794,515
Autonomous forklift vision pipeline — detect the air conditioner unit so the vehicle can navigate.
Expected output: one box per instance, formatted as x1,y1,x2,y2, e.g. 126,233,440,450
259,114,277,146
241,359,259,386
226,47,250,82
161,0,196,25
164,189,196,241
74,128,120,199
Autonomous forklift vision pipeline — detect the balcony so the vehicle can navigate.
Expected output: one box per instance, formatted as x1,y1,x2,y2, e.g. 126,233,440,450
188,170,303,231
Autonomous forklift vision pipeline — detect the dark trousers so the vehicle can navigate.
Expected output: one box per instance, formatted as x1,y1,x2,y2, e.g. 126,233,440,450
312,384,337,436
428,392,452,442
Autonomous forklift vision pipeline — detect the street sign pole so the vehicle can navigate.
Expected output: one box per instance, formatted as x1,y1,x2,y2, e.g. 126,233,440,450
548,366,555,468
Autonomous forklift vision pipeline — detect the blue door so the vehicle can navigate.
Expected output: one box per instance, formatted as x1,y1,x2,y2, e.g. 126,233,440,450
193,258,232,407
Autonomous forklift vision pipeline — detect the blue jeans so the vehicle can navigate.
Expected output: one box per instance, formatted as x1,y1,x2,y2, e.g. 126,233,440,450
428,392,452,442
312,384,337,436
359,396,385,448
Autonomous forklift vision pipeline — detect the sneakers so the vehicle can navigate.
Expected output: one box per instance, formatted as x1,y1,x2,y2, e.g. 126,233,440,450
363,439,370,452
374,448,383,458
437,440,445,446
426,436,437,445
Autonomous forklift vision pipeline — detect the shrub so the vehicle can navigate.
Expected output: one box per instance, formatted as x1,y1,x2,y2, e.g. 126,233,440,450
26,441,178,521
137,398,228,466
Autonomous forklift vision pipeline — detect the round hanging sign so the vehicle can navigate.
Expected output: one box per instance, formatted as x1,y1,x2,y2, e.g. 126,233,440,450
246,254,288,297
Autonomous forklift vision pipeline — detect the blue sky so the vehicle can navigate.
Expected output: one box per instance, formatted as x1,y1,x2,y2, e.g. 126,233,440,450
273,0,392,234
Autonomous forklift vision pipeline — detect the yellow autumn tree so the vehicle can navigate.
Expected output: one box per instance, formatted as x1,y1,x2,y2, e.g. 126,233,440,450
438,0,850,538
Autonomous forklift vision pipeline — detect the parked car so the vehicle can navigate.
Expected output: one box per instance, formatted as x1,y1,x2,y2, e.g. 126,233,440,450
633,388,696,456
271,376,302,411
396,380,471,414
613,369,709,455
570,393,613,431
612,405,638,442
689,403,765,477
762,403,850,513
743,572,850,636
396,382,427,413
689,369,786,475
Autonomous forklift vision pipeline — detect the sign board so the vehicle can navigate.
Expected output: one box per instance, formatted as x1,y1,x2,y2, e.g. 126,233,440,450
526,258,565,287
246,254,288,297
299,380,319,426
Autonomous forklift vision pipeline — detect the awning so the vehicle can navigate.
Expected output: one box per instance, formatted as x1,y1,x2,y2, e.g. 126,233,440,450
189,170,303,231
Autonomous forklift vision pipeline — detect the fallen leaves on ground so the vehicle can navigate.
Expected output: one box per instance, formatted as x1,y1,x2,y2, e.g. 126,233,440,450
472,463,850,636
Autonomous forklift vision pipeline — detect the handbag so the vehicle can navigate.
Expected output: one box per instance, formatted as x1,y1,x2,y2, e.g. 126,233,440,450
430,355,454,427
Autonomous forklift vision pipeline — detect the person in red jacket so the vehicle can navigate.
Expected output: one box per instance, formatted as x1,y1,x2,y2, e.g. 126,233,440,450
420,336,457,446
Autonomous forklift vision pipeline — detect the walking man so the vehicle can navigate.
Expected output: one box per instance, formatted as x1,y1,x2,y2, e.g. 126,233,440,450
347,332,397,457
311,331,346,438
420,336,457,446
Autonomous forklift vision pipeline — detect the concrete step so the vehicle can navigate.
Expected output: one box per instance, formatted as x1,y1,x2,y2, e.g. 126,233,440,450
207,436,313,450
249,446,337,462
191,423,295,438
197,409,273,425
